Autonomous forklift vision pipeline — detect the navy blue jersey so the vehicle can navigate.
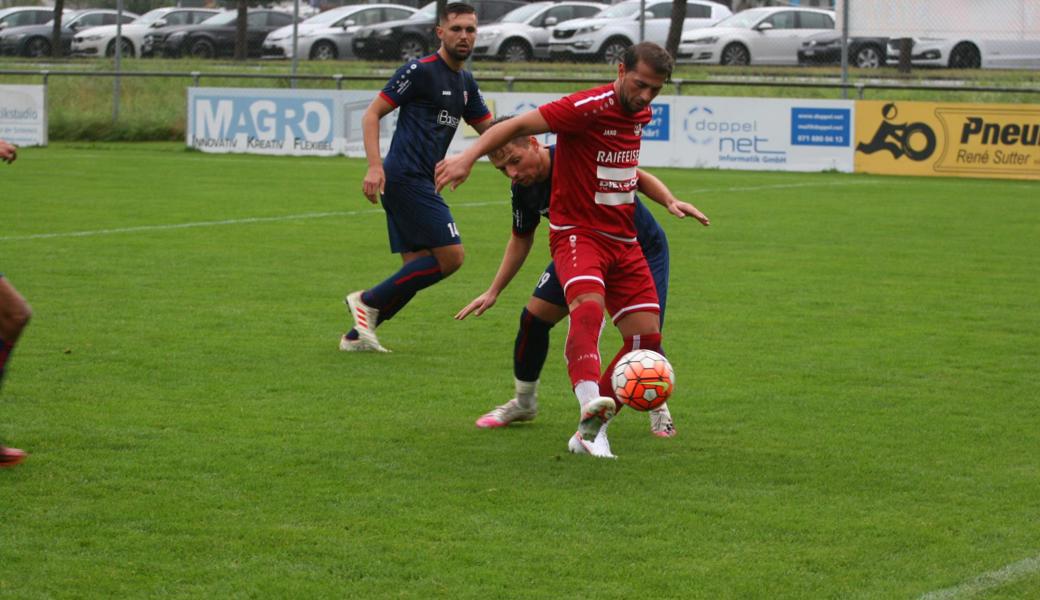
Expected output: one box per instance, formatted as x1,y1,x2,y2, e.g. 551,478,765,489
379,53,491,184
510,146,666,252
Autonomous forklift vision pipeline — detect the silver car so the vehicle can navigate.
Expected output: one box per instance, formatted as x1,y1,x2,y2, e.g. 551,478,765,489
474,1,604,62
263,3,416,60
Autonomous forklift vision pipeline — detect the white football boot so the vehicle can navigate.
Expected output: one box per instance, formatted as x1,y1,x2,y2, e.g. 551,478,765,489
649,403,676,438
475,399,538,428
338,335,385,352
577,397,615,442
567,424,616,459
344,291,389,353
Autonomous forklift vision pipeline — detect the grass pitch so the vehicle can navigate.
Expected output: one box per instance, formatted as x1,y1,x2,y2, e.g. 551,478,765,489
1,143,1038,598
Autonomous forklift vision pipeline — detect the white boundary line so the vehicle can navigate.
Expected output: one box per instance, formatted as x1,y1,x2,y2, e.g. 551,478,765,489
919,554,1040,599
0,181,879,243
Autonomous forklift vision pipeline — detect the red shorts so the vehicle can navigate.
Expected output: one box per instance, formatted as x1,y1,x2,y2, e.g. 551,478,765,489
549,227,661,324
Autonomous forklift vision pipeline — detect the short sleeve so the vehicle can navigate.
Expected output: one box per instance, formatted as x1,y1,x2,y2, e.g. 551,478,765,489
538,95,593,135
379,60,423,109
511,187,541,237
463,74,492,126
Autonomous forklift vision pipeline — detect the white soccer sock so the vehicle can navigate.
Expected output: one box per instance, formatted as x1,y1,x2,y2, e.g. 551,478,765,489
574,380,601,409
515,378,538,409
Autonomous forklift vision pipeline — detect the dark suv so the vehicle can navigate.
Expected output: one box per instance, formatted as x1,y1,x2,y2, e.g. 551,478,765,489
352,0,524,61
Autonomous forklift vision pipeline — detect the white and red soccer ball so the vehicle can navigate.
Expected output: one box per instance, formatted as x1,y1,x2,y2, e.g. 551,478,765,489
611,350,674,411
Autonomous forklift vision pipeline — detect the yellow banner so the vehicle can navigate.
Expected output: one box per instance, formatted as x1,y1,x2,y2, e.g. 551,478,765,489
855,100,1040,180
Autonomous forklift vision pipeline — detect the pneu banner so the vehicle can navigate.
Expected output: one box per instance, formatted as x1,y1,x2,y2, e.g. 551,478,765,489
855,100,1040,180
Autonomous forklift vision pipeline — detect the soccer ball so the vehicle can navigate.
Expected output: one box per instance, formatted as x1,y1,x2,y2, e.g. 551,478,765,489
611,349,674,411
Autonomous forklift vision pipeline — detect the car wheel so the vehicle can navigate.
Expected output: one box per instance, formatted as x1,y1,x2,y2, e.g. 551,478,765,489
598,37,630,64
106,37,135,58
853,44,882,69
189,38,215,59
398,36,427,61
24,36,51,58
720,42,750,66
499,38,531,63
310,40,337,60
948,42,981,69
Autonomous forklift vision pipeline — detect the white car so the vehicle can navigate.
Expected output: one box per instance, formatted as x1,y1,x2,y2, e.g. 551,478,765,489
886,37,1040,69
678,7,835,65
71,7,219,57
263,3,416,61
474,1,604,62
549,0,730,64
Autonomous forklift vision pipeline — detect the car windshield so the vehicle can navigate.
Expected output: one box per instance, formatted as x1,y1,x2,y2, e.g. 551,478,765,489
415,2,438,20
500,3,547,23
599,2,641,19
712,8,769,29
134,9,169,25
303,7,355,25
201,11,237,26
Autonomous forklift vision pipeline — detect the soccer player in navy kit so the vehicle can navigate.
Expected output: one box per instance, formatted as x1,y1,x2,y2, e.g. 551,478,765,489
454,124,709,438
1,139,29,468
341,3,492,352
437,43,680,458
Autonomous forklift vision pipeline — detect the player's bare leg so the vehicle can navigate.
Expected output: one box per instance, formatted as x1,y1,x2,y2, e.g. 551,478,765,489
0,276,32,468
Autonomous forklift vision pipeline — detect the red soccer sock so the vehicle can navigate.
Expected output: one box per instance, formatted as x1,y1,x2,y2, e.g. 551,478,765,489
564,301,604,388
599,332,662,410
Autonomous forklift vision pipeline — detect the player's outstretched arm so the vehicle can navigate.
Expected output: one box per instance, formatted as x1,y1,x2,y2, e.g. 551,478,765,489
435,109,550,193
636,168,710,226
0,139,16,164
360,96,395,204
455,233,535,320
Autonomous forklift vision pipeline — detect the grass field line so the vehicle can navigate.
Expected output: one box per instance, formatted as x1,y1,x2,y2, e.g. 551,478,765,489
0,180,879,243
919,554,1040,600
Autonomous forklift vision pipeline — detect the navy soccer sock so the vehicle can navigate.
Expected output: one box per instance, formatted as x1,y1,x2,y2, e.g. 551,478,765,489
363,255,443,310
513,308,554,383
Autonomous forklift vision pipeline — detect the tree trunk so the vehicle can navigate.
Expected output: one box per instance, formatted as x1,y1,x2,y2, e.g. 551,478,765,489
234,0,248,61
898,37,912,74
50,0,64,58
436,0,447,22
665,0,687,60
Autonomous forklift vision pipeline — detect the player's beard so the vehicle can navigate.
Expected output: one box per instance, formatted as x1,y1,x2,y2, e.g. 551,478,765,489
618,89,645,114
445,43,471,62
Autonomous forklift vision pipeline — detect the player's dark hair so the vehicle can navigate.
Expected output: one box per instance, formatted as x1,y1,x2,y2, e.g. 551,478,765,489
441,2,476,24
622,41,674,78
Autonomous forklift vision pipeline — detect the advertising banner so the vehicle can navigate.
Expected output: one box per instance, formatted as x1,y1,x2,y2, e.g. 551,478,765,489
188,88,369,156
0,85,46,147
187,88,855,173
855,100,1040,180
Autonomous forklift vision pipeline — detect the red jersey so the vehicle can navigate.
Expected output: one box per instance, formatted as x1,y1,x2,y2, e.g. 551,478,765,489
538,83,651,241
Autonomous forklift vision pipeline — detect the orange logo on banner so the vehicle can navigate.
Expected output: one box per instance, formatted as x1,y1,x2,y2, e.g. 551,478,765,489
855,100,1040,180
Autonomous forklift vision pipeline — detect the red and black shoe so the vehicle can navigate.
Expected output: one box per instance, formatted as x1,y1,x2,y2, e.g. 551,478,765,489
0,445,27,468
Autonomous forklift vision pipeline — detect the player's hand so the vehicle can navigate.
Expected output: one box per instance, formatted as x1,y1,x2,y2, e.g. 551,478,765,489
0,140,17,164
668,200,710,226
362,165,384,204
455,290,498,320
434,155,471,193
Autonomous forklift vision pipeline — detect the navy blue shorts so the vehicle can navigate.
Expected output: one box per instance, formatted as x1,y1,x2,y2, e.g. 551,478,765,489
381,179,461,254
531,239,670,327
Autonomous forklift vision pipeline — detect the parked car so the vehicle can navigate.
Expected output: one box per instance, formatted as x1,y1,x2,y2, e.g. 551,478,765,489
473,1,604,62
72,7,219,58
0,6,59,32
677,6,834,65
150,10,297,59
352,0,525,62
263,3,417,61
548,0,730,64
0,9,138,57
885,37,1040,70
798,32,887,68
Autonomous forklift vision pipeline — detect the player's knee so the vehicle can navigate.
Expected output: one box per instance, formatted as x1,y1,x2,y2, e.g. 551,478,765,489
436,246,465,276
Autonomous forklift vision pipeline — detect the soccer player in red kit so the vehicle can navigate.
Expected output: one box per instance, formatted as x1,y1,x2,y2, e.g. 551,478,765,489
436,42,674,459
